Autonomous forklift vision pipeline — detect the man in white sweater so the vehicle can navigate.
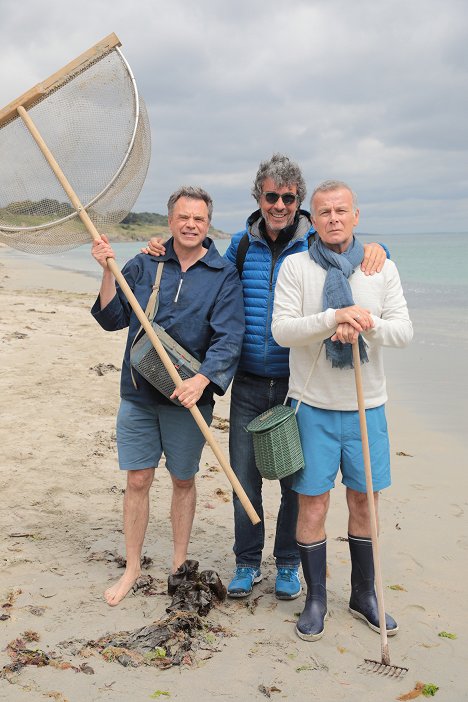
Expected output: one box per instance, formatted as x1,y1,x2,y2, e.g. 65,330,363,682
272,180,413,643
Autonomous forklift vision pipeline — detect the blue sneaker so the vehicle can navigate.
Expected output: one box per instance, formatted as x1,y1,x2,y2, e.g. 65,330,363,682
227,567,262,598
275,566,302,600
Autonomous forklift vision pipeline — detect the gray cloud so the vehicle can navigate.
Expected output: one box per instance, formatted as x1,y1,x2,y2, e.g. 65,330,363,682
1,0,467,234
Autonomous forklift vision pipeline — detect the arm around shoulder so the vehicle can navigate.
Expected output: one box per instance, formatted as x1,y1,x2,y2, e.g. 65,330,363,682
224,231,244,265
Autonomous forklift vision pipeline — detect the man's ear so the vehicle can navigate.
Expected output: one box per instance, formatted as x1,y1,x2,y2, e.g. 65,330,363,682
353,208,360,226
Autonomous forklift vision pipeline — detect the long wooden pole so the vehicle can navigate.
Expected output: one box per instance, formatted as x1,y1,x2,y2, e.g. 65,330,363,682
17,104,260,526
352,342,390,666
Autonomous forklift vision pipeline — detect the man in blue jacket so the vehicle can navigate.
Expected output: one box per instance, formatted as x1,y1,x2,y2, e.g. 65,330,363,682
91,186,244,606
146,156,386,602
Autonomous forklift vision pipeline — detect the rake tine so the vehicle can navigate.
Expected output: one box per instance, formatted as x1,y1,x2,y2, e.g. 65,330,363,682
359,659,408,679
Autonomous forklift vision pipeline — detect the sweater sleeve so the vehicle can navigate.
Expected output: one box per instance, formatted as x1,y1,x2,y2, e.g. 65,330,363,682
363,261,413,347
272,255,336,348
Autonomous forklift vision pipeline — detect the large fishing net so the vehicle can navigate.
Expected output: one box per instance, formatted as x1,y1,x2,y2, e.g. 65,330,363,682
0,35,150,253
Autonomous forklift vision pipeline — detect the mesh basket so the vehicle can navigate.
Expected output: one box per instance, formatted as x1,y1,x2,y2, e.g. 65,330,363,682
131,324,201,406
246,405,304,480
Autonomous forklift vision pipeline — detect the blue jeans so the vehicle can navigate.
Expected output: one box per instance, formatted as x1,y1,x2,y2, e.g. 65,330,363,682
229,371,299,569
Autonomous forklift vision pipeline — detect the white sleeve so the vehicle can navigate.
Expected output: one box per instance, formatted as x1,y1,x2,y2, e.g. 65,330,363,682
364,261,413,347
272,256,336,348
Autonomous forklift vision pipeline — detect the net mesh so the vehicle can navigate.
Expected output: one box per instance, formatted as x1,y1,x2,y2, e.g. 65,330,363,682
0,48,151,253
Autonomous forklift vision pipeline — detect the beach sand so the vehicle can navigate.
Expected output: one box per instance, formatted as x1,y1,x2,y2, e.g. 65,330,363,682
1,249,466,702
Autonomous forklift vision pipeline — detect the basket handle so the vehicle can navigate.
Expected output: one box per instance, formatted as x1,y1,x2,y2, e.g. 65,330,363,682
285,341,324,415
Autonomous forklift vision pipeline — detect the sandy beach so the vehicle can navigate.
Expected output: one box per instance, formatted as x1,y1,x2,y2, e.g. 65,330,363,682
1,248,466,702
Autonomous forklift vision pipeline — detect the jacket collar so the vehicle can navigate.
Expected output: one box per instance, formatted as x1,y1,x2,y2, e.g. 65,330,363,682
149,236,227,270
247,209,313,244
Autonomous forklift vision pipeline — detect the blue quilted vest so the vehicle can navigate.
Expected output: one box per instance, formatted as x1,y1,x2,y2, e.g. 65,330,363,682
225,211,315,377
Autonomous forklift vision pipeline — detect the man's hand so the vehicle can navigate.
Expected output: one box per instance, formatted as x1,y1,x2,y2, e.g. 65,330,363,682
361,243,386,276
331,322,360,344
141,237,166,256
170,373,210,409
334,305,374,332
92,234,115,269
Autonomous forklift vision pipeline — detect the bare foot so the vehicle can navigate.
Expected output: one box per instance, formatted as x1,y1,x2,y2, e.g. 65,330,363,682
172,559,185,574
104,568,141,606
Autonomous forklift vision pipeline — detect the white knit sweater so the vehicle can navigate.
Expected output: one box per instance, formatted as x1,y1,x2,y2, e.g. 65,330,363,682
272,251,413,410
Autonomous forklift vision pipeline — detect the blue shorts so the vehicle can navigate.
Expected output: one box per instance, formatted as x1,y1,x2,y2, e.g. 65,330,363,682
116,399,213,480
291,402,391,496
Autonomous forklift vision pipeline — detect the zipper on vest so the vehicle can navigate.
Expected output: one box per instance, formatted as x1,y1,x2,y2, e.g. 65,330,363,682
264,286,273,369
270,250,280,286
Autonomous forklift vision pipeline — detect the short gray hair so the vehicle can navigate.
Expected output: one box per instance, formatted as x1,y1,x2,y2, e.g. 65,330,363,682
310,180,358,215
167,186,213,221
252,153,307,205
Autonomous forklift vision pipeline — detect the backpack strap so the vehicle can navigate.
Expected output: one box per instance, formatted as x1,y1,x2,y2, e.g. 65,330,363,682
235,232,250,276
236,230,313,276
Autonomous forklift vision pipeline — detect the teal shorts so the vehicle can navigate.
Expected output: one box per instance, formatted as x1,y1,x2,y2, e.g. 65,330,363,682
291,401,391,496
116,399,213,480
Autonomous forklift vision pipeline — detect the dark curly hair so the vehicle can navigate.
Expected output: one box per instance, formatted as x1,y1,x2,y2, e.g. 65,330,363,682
252,153,306,205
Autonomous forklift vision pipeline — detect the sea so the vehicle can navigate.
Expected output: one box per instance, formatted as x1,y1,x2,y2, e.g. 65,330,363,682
2,232,467,438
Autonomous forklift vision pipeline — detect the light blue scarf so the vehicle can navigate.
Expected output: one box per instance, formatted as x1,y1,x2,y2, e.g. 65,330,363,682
309,235,369,369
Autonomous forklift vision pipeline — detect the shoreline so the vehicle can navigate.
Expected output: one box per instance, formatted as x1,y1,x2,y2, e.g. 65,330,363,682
1,252,466,701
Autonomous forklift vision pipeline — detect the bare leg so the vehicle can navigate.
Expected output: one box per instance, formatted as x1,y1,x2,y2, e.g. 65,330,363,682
346,487,379,536
296,492,330,543
170,475,196,573
104,467,154,606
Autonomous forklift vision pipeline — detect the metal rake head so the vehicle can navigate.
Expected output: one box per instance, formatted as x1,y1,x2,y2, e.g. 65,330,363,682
358,658,408,679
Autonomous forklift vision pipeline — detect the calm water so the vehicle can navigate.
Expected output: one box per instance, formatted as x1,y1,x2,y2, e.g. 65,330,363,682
7,231,467,295
3,232,467,437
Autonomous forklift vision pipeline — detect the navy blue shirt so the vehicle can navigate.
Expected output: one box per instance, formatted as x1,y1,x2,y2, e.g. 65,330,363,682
91,238,245,406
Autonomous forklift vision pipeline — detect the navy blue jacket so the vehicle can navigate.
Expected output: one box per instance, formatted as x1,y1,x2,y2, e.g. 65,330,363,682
92,238,245,406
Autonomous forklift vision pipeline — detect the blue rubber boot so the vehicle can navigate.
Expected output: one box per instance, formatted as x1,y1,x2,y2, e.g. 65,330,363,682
348,535,398,635
296,539,328,641
227,566,262,598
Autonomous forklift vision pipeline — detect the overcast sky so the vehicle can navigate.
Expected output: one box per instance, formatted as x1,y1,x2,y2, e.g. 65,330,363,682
1,0,467,235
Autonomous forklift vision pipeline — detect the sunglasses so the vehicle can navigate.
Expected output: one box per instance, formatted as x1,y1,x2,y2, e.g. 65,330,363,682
262,191,298,206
